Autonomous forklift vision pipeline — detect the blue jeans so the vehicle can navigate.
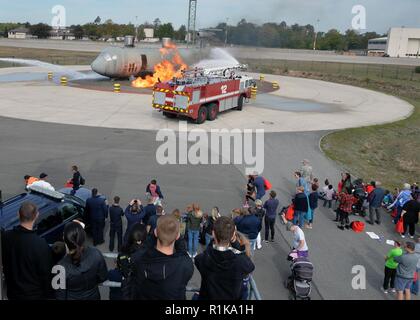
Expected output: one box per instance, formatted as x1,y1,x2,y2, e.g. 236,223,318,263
293,210,305,228
188,230,199,256
249,238,257,254
205,233,213,247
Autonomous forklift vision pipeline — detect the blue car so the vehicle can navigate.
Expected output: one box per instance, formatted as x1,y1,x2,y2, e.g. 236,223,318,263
0,186,92,244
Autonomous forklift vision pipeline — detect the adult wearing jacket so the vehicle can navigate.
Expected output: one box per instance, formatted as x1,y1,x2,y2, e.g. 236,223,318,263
195,216,255,300
389,183,414,224
368,181,386,225
234,208,261,252
130,215,194,300
109,196,124,252
263,190,280,242
401,199,420,238
146,179,164,204
124,199,145,243
251,199,266,250
2,202,54,300
293,186,308,229
253,174,266,200
85,188,108,246
186,204,203,258
307,184,318,229
143,194,157,225
56,222,108,300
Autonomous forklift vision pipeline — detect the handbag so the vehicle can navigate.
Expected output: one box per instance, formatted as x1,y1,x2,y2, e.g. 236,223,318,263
395,217,404,234
285,204,295,221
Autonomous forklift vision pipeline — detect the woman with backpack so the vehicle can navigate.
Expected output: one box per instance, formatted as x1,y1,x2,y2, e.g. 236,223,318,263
56,222,108,300
69,165,85,194
186,203,203,258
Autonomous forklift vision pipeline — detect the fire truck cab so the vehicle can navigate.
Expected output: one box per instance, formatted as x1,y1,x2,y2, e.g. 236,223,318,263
152,65,256,124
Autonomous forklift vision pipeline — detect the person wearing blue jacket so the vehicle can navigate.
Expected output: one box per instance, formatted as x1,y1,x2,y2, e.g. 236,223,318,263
389,183,413,224
307,184,319,229
253,174,266,200
124,199,145,243
234,208,261,253
368,181,386,225
263,190,280,242
85,188,108,246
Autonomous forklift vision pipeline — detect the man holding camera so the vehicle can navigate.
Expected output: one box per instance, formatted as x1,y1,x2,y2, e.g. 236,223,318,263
194,216,255,300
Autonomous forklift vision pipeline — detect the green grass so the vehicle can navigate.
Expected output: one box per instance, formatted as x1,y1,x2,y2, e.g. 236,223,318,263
0,46,97,65
243,58,420,189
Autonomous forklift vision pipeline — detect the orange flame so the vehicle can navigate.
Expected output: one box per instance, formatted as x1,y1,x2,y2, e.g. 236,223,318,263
131,42,188,88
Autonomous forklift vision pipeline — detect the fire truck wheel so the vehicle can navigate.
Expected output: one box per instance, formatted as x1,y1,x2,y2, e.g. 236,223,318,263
236,95,244,111
207,104,218,121
163,111,177,119
196,107,208,124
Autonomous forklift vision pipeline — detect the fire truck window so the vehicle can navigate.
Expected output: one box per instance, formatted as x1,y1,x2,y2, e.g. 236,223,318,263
192,91,200,104
240,81,245,91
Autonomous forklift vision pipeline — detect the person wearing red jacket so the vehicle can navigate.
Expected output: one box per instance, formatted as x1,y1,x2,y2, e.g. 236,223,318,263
337,187,356,230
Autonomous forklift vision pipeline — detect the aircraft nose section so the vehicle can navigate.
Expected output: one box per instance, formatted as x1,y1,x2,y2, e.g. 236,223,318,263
91,57,106,76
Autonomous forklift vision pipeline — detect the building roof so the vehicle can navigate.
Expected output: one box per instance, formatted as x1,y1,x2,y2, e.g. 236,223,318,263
9,27,29,33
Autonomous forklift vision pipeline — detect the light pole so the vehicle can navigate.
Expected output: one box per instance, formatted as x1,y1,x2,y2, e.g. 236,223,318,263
135,16,138,42
313,19,320,50
224,18,229,47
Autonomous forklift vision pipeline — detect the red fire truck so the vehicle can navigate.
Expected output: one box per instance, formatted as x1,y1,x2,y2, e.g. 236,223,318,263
152,65,256,124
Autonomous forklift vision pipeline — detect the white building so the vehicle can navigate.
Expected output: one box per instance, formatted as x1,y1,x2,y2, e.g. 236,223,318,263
143,28,154,39
386,27,420,58
8,27,31,39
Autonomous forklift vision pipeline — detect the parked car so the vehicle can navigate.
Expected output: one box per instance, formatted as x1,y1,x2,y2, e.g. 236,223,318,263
0,185,90,244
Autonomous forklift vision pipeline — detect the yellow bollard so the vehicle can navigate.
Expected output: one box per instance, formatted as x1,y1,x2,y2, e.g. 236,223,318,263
60,76,67,86
114,83,121,93
251,86,258,99
48,72,53,80
272,81,280,89
259,75,265,81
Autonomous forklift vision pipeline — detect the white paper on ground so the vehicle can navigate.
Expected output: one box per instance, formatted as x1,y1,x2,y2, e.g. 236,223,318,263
386,240,395,246
366,232,380,240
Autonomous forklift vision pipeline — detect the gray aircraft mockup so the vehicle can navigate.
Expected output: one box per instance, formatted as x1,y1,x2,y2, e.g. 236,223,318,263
91,37,207,79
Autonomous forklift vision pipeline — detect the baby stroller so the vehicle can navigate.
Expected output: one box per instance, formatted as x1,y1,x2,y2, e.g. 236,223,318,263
285,255,314,300
352,179,367,217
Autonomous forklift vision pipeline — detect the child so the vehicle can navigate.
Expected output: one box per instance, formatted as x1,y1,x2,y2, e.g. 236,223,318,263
382,190,394,209
383,241,402,293
323,185,335,209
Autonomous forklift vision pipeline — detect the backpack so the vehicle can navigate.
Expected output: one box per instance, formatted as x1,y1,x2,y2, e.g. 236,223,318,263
264,178,272,190
79,175,86,186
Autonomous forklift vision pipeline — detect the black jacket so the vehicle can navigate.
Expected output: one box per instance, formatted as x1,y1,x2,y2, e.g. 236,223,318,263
86,195,108,221
130,241,194,300
1,225,54,300
72,171,81,190
293,192,308,212
56,246,108,300
109,205,124,228
194,243,255,300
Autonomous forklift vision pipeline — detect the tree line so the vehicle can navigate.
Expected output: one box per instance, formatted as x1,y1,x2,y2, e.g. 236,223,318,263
0,17,383,51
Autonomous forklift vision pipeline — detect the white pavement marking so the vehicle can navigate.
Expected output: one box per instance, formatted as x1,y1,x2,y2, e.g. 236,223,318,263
0,67,414,132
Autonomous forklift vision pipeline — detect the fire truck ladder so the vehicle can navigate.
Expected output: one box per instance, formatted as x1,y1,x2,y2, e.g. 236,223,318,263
182,64,248,78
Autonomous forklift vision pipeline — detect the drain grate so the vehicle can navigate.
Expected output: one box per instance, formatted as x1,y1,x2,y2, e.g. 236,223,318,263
262,121,274,125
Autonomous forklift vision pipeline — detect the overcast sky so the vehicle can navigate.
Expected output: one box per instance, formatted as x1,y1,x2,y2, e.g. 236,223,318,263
1,0,419,33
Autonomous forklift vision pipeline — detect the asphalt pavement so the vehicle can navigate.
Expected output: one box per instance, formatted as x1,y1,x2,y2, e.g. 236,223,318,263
0,116,418,300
